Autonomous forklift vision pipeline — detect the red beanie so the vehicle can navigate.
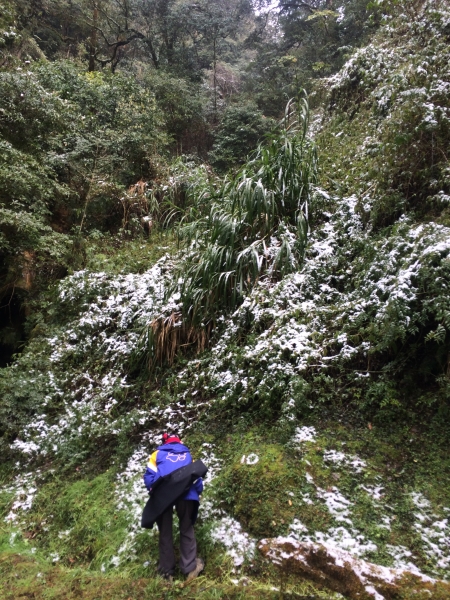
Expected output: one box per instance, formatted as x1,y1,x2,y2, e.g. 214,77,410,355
162,432,181,445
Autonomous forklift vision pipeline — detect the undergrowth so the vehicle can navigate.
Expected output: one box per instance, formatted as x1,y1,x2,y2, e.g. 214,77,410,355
145,96,317,367
1,3,450,599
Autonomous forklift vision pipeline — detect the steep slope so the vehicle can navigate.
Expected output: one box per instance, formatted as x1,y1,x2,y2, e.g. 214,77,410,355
1,2,450,599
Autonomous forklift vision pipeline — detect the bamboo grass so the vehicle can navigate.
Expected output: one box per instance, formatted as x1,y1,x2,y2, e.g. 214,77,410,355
146,95,317,367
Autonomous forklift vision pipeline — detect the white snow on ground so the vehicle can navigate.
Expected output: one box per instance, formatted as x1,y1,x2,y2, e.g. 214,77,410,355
106,446,154,569
8,258,175,462
210,517,256,567
385,544,427,577
313,527,378,557
4,472,39,526
409,492,450,571
323,449,366,473
200,444,257,567
360,485,384,501
283,447,450,577
292,426,317,444
316,487,353,526
199,444,223,485
287,496,377,559
260,536,437,600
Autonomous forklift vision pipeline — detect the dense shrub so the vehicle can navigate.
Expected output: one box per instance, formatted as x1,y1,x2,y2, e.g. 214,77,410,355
209,104,275,172
325,3,450,227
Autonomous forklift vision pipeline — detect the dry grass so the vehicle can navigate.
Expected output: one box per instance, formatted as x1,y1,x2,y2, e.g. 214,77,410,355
148,312,212,367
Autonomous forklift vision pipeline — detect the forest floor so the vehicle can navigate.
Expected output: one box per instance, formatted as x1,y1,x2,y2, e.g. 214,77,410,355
1,413,449,600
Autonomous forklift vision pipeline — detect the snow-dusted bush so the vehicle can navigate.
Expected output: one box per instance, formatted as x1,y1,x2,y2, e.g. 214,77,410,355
325,2,450,227
175,194,450,421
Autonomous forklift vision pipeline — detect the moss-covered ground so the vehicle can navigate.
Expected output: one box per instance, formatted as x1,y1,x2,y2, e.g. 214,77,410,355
1,417,449,598
0,543,336,599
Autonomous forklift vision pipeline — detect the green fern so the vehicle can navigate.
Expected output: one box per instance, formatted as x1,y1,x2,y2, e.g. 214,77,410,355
442,311,450,331
425,324,446,345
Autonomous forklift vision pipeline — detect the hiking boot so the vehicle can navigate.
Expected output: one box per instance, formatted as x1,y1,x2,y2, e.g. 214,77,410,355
186,557,204,582
158,572,173,584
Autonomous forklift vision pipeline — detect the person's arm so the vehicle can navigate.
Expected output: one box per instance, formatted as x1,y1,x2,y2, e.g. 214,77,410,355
193,477,203,495
143,450,159,491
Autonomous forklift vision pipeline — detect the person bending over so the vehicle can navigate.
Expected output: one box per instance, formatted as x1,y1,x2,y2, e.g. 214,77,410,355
143,432,204,582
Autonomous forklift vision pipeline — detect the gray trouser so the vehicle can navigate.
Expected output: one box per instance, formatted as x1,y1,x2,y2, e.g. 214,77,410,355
156,499,197,576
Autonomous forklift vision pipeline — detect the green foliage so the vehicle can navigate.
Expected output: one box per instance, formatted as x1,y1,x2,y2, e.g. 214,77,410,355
0,547,334,599
0,59,168,197
84,232,177,275
179,96,315,316
144,71,210,154
367,0,437,19
145,97,317,366
0,0,44,69
324,6,450,228
0,59,169,348
242,49,302,118
0,335,53,451
210,104,275,172
0,208,70,261
34,62,167,186
31,472,129,567
146,156,215,230
243,0,380,117
243,0,378,116
7,0,254,78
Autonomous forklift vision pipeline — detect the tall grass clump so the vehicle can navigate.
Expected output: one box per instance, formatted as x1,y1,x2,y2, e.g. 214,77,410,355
146,96,317,366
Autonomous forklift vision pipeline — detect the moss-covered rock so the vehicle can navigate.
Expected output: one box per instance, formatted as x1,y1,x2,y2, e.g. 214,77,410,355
220,441,297,538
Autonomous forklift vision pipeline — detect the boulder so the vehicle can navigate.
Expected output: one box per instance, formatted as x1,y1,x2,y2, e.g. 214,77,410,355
258,537,450,599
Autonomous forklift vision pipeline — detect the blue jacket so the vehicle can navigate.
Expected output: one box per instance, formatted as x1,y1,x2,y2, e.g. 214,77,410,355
143,441,203,501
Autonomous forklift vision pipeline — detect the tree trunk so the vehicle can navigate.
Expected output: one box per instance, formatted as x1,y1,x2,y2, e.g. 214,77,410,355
88,5,98,71
213,34,217,115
